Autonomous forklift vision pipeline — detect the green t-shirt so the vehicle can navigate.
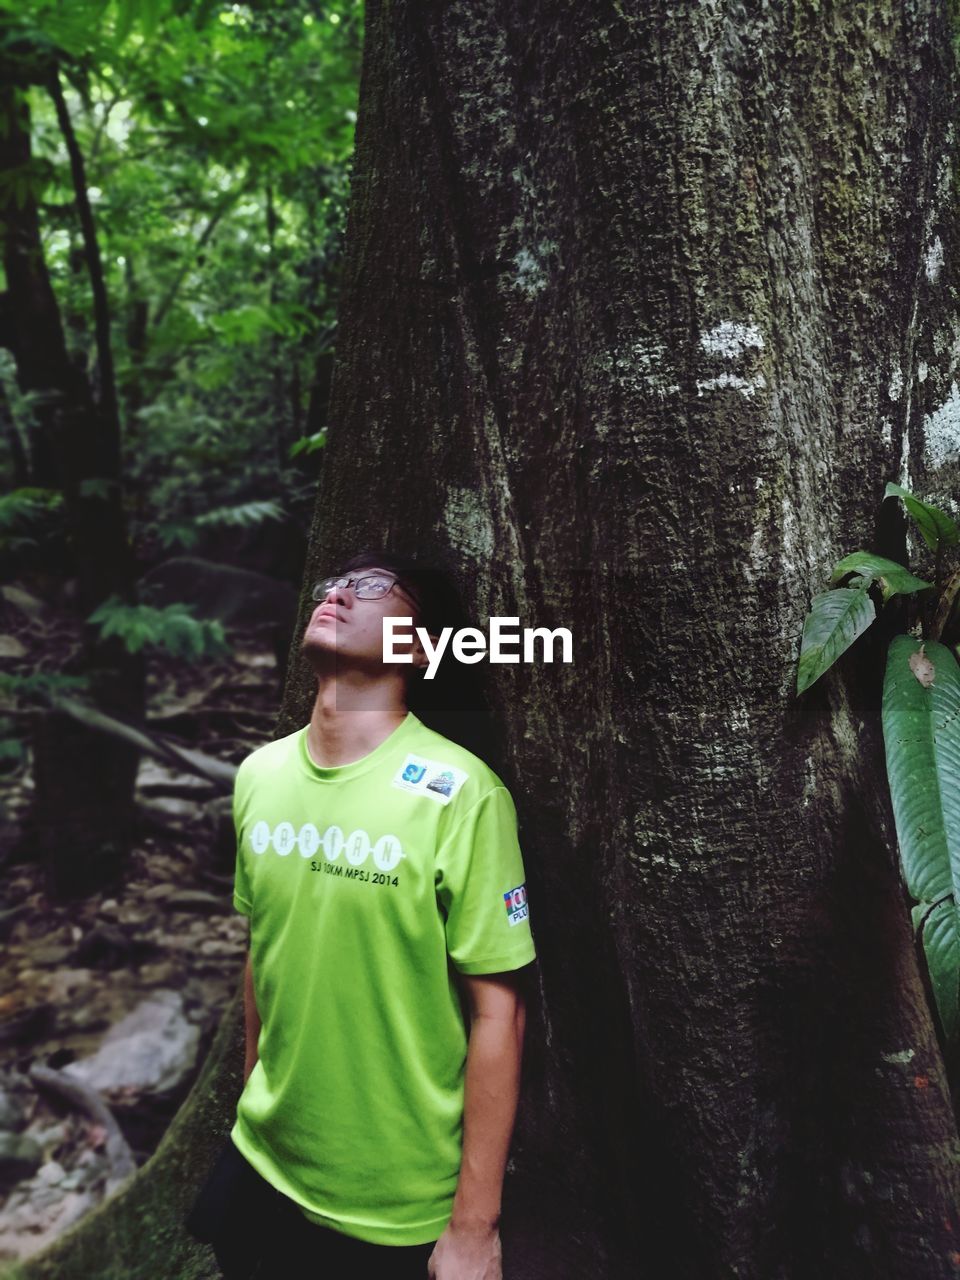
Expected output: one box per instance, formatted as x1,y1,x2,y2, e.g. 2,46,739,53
229,710,535,1246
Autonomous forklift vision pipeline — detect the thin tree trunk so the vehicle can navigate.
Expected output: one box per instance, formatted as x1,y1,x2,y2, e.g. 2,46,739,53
0,75,143,898
0,377,29,488
47,65,121,452
265,182,286,472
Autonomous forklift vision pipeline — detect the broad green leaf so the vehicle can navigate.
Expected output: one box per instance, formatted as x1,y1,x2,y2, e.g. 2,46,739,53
796,585,876,694
884,483,960,553
829,551,932,604
917,898,960,1042
882,635,960,1044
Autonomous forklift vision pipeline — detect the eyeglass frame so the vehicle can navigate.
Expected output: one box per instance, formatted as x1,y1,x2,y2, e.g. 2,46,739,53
311,572,422,611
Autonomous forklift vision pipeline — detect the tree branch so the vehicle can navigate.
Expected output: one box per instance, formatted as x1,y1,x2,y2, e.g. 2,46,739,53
151,185,247,332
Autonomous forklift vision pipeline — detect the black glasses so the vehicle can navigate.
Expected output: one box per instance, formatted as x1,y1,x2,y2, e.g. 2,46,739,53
312,573,419,606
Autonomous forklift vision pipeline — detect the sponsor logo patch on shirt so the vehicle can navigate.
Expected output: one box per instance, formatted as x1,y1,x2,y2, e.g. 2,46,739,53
392,753,469,805
504,883,528,927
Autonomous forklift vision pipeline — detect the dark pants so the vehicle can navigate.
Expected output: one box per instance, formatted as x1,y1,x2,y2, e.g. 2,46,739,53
186,1138,436,1279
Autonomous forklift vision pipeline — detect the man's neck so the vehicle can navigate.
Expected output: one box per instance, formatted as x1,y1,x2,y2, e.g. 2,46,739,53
305,679,409,768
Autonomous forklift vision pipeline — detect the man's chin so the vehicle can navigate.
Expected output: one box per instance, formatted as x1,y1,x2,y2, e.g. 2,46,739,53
300,636,371,668
300,634,338,666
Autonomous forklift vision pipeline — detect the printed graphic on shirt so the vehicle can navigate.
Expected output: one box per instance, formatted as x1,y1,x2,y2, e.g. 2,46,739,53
392,753,469,805
426,770,456,797
248,820,405,871
504,883,529,927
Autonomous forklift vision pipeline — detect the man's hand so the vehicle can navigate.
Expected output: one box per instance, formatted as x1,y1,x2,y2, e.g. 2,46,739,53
427,1220,502,1279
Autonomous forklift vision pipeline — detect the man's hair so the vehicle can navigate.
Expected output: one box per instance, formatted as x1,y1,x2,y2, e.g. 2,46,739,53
332,548,497,766
334,549,467,639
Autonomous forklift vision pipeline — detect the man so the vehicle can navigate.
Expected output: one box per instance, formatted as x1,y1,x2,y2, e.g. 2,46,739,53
195,550,535,1279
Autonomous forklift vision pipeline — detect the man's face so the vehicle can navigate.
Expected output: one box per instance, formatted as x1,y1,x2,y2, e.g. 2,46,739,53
301,565,429,672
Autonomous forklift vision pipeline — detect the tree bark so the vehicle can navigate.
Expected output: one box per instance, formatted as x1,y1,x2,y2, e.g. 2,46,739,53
19,2,960,1277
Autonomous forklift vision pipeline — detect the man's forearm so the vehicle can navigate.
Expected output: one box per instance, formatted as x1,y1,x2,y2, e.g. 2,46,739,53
450,999,525,1228
243,949,261,1084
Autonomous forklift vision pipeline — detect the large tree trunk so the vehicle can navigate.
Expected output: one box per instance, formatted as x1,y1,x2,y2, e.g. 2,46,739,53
290,2,960,1272
18,3,960,1277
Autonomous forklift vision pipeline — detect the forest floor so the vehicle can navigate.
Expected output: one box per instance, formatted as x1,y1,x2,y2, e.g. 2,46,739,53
0,576,283,1265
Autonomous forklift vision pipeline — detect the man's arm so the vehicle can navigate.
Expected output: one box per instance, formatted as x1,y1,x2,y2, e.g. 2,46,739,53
428,969,527,1280
243,948,261,1084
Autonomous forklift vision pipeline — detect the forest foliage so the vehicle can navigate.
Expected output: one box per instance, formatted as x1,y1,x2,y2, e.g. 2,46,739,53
1,0,360,577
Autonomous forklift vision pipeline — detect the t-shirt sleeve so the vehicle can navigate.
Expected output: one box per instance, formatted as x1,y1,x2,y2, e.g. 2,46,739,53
435,785,536,975
232,765,253,917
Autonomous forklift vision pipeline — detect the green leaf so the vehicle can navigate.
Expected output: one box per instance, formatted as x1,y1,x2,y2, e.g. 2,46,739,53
154,522,201,551
0,671,89,702
0,487,62,531
289,429,327,458
88,595,123,627
87,598,230,660
917,898,960,1042
0,737,25,763
882,635,960,1045
78,477,120,501
830,551,933,605
195,500,284,528
884,483,960,553
796,585,876,694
